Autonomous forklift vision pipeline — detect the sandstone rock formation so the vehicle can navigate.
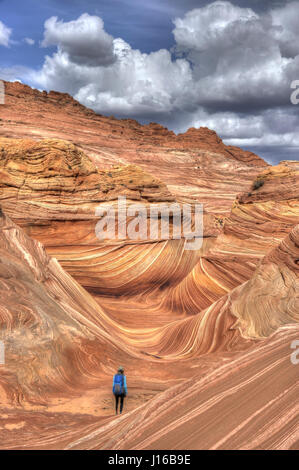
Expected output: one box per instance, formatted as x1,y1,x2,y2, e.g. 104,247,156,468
1,207,298,449
0,80,298,450
0,137,217,296
66,324,299,450
162,160,299,315
1,80,268,216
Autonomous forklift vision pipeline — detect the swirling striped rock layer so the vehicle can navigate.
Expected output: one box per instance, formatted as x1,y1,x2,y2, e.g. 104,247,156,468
0,81,298,450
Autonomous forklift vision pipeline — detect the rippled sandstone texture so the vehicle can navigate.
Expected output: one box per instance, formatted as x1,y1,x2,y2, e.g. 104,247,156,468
0,80,269,301
0,137,218,296
0,210,298,449
0,80,298,450
0,208,298,449
1,80,268,216
165,161,299,315
66,324,299,450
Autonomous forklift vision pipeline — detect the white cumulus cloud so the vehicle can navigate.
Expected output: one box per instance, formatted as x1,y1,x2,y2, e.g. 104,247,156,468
18,2,299,163
41,13,116,66
0,20,12,47
24,37,35,46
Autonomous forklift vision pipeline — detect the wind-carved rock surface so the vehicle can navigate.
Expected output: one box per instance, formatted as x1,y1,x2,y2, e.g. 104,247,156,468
162,161,299,315
0,80,298,450
1,80,268,216
0,137,217,296
0,209,129,405
66,324,299,451
1,207,298,449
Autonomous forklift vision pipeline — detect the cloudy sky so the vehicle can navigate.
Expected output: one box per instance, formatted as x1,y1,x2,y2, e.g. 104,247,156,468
1,0,299,164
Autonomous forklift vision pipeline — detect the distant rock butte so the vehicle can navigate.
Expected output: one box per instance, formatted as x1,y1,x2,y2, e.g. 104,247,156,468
2,81,264,161
1,80,268,216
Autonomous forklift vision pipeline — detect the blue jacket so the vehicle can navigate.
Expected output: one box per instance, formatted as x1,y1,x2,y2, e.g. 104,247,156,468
113,373,127,395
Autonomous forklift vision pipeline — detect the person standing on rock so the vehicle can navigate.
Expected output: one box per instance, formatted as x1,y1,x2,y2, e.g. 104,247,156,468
113,366,127,415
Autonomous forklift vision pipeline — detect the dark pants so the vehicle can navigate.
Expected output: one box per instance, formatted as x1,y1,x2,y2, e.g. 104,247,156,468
115,393,125,414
